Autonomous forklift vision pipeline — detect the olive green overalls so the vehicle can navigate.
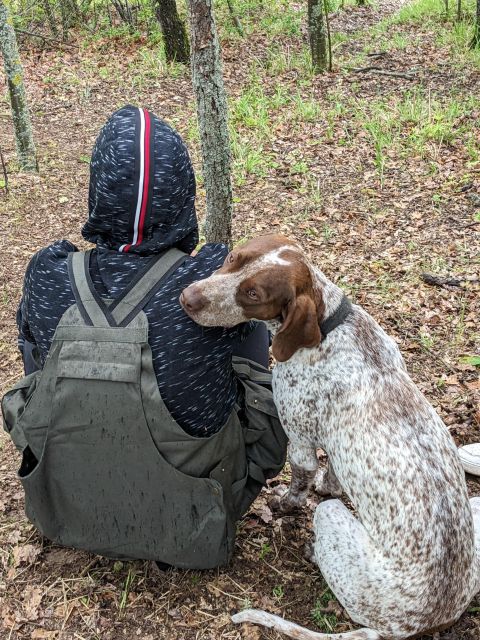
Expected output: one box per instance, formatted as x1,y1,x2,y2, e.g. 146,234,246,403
2,249,287,568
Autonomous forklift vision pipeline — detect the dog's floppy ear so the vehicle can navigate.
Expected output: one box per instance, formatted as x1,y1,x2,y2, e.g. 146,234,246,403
272,294,321,362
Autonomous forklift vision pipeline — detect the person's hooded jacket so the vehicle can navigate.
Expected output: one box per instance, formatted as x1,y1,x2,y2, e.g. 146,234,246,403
17,105,251,436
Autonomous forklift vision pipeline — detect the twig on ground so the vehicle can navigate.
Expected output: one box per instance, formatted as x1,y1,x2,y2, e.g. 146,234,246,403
0,146,8,195
15,29,79,49
421,273,464,288
79,556,100,577
351,66,416,80
366,51,388,57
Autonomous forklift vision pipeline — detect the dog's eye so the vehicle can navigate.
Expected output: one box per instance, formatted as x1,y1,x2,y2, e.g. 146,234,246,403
227,253,235,264
247,289,257,299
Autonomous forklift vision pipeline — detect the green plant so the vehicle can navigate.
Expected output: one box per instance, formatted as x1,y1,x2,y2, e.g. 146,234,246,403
119,568,135,612
311,588,338,632
259,542,272,560
272,585,285,600
460,355,480,367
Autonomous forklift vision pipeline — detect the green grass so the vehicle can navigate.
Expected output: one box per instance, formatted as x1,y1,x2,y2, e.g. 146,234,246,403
312,588,338,633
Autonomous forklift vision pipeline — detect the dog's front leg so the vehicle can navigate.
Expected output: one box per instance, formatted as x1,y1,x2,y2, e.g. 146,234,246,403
314,461,343,498
275,444,317,513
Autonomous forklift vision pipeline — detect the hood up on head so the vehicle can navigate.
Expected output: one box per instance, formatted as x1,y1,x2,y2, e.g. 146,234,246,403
82,104,198,255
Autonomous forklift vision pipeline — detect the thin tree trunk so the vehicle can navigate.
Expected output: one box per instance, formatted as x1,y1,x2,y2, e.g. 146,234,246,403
226,0,244,36
59,0,80,38
0,1,38,171
471,0,480,47
188,0,232,246
308,0,327,74
155,0,190,64
456,0,461,20
59,0,70,40
40,0,59,37
323,0,332,72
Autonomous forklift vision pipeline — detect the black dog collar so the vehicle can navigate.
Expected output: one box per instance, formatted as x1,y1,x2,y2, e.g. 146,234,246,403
320,295,353,337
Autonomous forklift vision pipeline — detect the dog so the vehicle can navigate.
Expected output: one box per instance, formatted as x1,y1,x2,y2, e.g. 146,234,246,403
180,234,480,640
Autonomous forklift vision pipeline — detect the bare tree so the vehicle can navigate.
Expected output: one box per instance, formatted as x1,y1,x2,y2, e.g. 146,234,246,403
154,0,190,63
0,0,37,171
471,0,480,48
188,0,232,246
308,0,327,73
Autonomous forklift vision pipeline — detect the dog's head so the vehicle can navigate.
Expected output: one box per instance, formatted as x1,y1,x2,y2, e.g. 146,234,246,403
180,235,324,361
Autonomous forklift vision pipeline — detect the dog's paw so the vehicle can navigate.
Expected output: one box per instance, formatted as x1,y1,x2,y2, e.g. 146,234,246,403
314,468,343,498
269,491,302,514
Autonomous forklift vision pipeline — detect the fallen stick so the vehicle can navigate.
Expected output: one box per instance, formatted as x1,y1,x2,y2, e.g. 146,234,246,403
352,66,416,80
0,145,8,195
421,273,470,288
15,28,79,49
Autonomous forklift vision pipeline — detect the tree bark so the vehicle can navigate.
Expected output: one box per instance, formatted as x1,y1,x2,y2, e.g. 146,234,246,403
0,1,38,171
308,0,327,74
155,0,190,64
188,0,232,246
471,0,480,47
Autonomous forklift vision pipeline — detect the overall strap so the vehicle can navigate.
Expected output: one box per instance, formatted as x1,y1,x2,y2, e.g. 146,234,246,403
109,248,187,327
67,250,113,327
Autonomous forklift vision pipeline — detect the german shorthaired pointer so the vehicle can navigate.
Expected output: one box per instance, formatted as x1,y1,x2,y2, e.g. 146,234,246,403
180,235,480,640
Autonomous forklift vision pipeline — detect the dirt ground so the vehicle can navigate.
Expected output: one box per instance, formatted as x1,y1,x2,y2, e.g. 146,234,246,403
0,1,479,639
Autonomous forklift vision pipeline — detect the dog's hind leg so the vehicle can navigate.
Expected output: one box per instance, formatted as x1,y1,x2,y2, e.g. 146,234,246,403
312,500,417,640
470,496,480,591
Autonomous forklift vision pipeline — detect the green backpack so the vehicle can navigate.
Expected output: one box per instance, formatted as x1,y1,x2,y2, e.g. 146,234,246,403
2,249,287,569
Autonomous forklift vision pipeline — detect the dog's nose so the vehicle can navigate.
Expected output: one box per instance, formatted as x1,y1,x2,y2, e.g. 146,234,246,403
180,286,208,313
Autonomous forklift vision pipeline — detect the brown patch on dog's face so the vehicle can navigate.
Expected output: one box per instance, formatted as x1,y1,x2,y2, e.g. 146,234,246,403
216,234,301,275
180,234,324,359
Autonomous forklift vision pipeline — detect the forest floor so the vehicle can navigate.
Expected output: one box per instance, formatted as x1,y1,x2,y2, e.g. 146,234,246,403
1,0,479,638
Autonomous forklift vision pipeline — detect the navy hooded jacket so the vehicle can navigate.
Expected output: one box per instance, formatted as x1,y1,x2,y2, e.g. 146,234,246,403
17,105,253,436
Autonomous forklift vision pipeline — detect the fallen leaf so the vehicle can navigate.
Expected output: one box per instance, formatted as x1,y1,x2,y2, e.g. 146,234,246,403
24,586,43,620
31,630,58,639
12,544,41,567
465,379,480,391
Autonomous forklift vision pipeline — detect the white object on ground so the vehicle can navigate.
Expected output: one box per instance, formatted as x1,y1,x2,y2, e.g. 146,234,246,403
458,443,480,477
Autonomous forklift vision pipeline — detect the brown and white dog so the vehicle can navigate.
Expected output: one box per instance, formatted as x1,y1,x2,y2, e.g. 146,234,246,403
180,235,480,640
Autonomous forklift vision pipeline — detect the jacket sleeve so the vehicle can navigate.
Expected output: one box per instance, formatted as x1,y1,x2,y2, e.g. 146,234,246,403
16,240,78,352
16,252,40,350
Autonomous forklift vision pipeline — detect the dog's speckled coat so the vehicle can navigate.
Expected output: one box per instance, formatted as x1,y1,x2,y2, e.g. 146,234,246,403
180,235,480,640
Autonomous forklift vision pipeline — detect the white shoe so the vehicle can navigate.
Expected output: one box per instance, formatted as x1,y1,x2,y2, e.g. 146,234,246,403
458,443,480,477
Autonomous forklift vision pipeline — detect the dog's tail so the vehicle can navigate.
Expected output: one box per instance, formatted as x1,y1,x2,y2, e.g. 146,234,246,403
232,610,381,640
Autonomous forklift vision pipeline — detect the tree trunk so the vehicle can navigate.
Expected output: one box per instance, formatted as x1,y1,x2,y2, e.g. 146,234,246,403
188,0,232,246
471,0,480,47
0,1,38,171
40,0,59,38
308,0,327,74
155,0,190,64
